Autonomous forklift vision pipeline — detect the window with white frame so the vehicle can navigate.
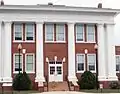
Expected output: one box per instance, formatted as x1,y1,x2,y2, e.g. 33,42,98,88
56,24,65,41
116,55,120,71
25,54,34,72
86,25,95,42
87,54,96,71
76,54,85,72
45,24,54,41
25,23,34,41
14,24,23,41
14,54,23,72
76,24,84,42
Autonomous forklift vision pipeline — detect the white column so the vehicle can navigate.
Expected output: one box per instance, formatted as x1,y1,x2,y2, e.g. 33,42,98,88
106,23,118,81
3,21,12,84
35,22,45,82
97,23,107,81
68,23,77,81
0,22,2,81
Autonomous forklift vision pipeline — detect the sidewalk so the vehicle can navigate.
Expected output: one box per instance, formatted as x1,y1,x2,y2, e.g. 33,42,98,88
32,91,120,94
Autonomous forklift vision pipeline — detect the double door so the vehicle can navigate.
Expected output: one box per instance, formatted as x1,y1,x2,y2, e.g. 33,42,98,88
49,62,63,82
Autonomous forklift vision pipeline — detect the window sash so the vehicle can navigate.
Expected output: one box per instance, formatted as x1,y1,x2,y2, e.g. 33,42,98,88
87,25,95,42
26,54,34,72
76,25,84,41
14,24,22,41
45,24,54,41
14,54,23,72
116,55,120,71
25,24,34,41
87,54,96,71
56,24,65,41
76,54,85,71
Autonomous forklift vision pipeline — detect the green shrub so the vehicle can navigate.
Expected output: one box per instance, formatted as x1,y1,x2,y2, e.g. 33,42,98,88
12,72,32,90
109,81,120,89
78,71,96,89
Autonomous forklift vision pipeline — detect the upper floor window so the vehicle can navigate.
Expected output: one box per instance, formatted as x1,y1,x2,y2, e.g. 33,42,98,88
76,54,85,72
116,55,120,72
45,24,65,42
45,24,54,41
14,54,23,73
86,25,95,42
87,54,96,72
56,24,65,41
14,24,23,41
76,24,84,42
25,54,34,72
25,23,34,41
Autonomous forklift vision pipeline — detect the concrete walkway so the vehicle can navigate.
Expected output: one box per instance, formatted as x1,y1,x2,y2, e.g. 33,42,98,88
32,91,120,94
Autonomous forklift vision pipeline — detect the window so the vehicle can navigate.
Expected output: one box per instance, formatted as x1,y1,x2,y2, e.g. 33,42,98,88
87,54,96,71
87,25,95,42
76,24,84,41
14,24,22,41
116,55,120,72
56,24,65,41
25,54,34,72
25,24,34,41
14,54,23,72
45,24,54,41
76,54,85,72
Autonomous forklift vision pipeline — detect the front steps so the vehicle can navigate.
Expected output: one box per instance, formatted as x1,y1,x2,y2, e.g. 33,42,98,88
48,81,69,91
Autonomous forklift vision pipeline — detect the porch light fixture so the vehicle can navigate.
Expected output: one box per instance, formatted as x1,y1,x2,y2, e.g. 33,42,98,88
84,49,88,54
62,57,65,62
54,56,57,61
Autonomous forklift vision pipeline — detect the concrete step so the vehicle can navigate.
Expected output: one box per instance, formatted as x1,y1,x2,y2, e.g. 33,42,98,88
48,81,69,91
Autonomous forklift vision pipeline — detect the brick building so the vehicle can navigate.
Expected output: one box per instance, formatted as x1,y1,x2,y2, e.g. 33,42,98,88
0,2,120,91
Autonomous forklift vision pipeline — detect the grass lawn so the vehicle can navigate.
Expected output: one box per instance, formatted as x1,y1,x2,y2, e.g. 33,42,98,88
80,89,120,93
0,90,39,94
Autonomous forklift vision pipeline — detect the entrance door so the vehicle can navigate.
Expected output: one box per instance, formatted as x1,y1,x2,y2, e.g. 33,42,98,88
49,62,63,82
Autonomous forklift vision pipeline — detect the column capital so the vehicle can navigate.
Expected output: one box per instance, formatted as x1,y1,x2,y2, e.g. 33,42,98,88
35,21,44,24
105,23,115,26
3,21,12,25
67,22,75,25
97,23,104,26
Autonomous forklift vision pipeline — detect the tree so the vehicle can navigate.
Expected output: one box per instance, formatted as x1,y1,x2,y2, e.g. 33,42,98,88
78,71,96,89
12,72,32,90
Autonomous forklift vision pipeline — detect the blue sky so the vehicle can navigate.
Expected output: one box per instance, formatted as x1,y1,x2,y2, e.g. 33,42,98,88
3,0,120,45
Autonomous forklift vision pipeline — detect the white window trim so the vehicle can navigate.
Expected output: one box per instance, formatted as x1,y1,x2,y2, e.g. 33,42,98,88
13,23,23,42
25,53,35,73
86,24,95,43
87,54,96,73
25,23,35,42
116,55,120,73
76,24,85,43
56,24,66,42
13,53,23,74
76,54,85,73
45,24,54,42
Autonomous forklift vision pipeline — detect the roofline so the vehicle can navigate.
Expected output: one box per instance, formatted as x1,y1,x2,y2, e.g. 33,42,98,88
0,4,120,15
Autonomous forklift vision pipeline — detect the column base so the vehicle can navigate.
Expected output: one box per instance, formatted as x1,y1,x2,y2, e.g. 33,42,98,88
35,76,45,82
98,76,118,88
98,76,107,81
107,76,118,81
68,76,78,82
3,77,12,83
98,76,118,81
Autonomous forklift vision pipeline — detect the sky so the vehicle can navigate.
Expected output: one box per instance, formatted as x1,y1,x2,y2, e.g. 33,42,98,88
2,0,120,45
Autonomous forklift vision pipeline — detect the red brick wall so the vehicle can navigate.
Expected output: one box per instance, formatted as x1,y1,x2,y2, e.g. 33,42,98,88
43,24,68,81
11,23,36,89
75,24,97,79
